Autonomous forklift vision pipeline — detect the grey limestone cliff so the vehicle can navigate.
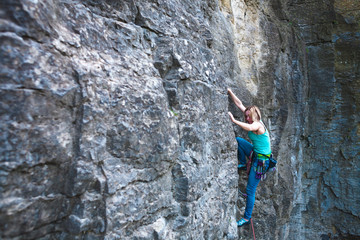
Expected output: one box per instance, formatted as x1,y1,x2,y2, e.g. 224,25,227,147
0,0,359,240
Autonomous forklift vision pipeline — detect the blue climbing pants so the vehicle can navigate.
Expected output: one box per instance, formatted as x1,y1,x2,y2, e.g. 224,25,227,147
236,137,262,220
244,164,261,219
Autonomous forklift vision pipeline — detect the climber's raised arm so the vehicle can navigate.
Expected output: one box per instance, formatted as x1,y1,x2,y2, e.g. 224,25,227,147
228,112,260,132
227,88,246,112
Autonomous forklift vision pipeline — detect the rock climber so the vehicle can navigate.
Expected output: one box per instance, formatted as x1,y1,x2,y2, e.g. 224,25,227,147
227,88,272,227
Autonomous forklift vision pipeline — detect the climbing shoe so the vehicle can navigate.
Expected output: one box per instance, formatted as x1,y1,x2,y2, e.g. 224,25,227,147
237,218,250,227
238,164,246,170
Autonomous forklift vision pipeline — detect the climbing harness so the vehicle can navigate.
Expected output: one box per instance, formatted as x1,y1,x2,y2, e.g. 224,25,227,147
249,151,277,180
259,152,277,170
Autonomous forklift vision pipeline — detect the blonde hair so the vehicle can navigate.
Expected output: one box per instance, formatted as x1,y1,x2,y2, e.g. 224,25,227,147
244,105,261,122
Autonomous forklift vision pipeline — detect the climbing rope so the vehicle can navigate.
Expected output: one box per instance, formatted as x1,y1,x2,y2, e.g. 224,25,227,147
251,218,256,240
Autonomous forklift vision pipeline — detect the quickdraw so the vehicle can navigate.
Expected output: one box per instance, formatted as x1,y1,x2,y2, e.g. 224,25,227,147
255,159,267,180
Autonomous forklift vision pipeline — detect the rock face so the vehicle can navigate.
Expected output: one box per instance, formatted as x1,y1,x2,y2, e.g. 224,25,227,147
286,1,360,239
1,1,238,239
0,0,359,240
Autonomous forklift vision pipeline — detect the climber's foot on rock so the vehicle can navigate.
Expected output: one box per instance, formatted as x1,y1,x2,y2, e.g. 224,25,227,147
237,218,250,227
238,164,246,170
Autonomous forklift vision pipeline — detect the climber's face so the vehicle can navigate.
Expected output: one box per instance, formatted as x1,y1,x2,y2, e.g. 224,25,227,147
245,110,253,124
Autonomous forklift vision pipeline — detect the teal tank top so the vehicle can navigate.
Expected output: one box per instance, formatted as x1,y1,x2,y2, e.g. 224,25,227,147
248,122,271,155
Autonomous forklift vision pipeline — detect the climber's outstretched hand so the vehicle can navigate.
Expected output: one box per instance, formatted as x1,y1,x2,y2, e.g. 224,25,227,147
228,111,235,122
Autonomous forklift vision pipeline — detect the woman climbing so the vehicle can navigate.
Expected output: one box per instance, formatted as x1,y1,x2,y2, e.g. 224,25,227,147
227,88,272,227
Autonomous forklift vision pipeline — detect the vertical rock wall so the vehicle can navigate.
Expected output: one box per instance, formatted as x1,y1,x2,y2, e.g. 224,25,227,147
287,0,360,239
0,0,359,240
1,0,238,239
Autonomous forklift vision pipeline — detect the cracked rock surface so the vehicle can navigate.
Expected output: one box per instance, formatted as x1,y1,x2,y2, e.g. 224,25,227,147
0,0,359,239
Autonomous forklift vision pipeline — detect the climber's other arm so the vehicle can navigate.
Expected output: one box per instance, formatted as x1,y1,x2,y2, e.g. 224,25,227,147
228,112,260,132
227,88,246,112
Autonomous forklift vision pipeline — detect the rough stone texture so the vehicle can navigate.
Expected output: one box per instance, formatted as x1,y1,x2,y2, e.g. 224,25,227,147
1,1,237,239
286,0,360,239
0,0,359,240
